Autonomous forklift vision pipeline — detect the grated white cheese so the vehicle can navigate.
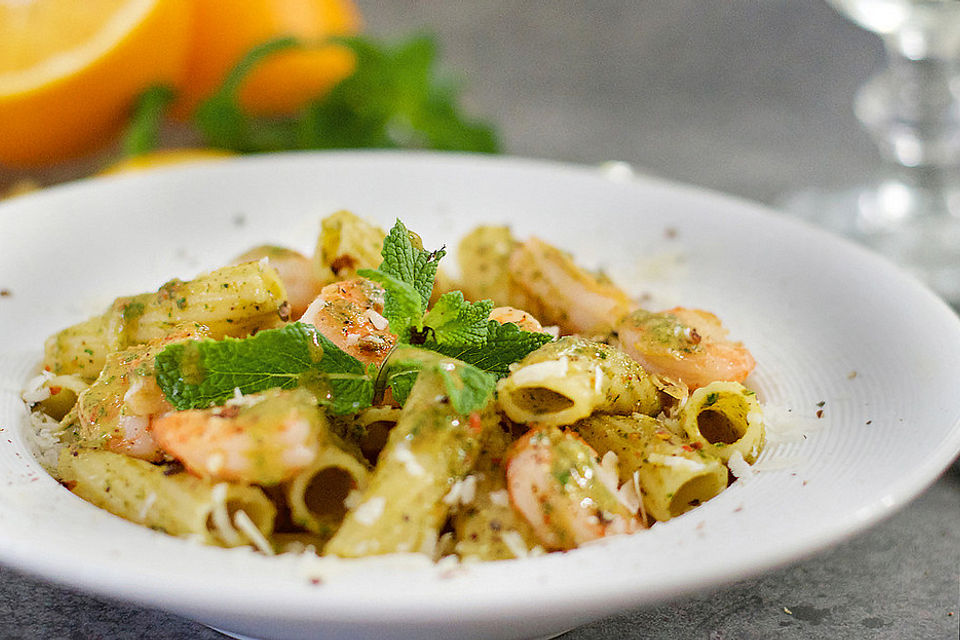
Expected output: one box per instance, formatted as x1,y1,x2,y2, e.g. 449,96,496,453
442,475,477,506
511,357,568,386
393,441,426,477
343,489,363,510
353,497,386,526
647,452,706,472
25,410,67,471
500,531,531,559
233,509,275,556
617,469,642,515
593,364,604,395
727,450,755,480
761,403,823,444
488,489,511,508
21,370,54,404
206,452,226,475
210,483,243,546
225,388,262,409
138,492,157,522
364,308,389,330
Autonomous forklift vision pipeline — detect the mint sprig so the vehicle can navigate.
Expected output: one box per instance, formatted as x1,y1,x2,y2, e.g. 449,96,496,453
361,219,552,375
154,219,551,416
154,322,375,414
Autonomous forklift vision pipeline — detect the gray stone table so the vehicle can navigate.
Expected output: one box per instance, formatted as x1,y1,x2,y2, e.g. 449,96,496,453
1,2,958,639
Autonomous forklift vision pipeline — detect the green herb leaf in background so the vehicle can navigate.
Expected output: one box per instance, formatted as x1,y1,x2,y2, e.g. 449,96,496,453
192,33,499,154
122,85,176,157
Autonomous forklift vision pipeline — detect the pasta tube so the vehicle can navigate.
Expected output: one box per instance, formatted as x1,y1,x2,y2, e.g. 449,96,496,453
313,210,387,285
575,413,728,522
44,261,288,380
679,381,764,463
58,448,275,548
324,364,496,558
334,405,404,464
453,424,540,561
456,225,520,305
497,337,662,427
284,437,371,539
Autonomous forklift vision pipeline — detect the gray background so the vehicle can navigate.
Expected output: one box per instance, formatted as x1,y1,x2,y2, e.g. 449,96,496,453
1,1,958,639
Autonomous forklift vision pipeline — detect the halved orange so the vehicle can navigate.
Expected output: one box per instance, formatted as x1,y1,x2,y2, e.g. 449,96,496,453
0,0,193,167
174,0,362,118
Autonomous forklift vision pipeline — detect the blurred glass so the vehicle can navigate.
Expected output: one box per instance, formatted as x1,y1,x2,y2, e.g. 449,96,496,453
786,1,960,302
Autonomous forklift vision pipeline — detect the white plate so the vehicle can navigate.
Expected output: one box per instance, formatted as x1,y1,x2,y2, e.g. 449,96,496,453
2,152,959,640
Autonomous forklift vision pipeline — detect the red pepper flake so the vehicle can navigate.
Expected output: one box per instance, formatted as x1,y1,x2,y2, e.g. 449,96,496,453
865,420,872,425
816,409,824,419
0,289,10,297
664,227,678,240
689,441,703,450
816,401,826,408
681,444,694,452
309,577,323,586
49,386,62,395
468,412,483,435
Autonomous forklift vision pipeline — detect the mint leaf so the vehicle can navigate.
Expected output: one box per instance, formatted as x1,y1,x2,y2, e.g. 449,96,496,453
356,219,446,341
436,360,496,414
355,268,423,341
154,322,374,414
378,220,445,307
421,292,492,346
425,320,553,378
381,359,422,406
380,347,495,413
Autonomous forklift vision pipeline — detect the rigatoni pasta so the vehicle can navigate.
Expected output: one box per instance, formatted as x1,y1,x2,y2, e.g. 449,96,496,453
26,210,766,564
44,261,288,380
324,363,497,557
496,336,662,427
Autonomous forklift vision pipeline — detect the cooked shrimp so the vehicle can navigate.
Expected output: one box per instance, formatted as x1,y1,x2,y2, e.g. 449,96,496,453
508,237,634,335
152,388,322,485
232,246,322,320
505,426,640,551
299,278,397,367
488,306,547,333
75,324,207,461
615,307,755,390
